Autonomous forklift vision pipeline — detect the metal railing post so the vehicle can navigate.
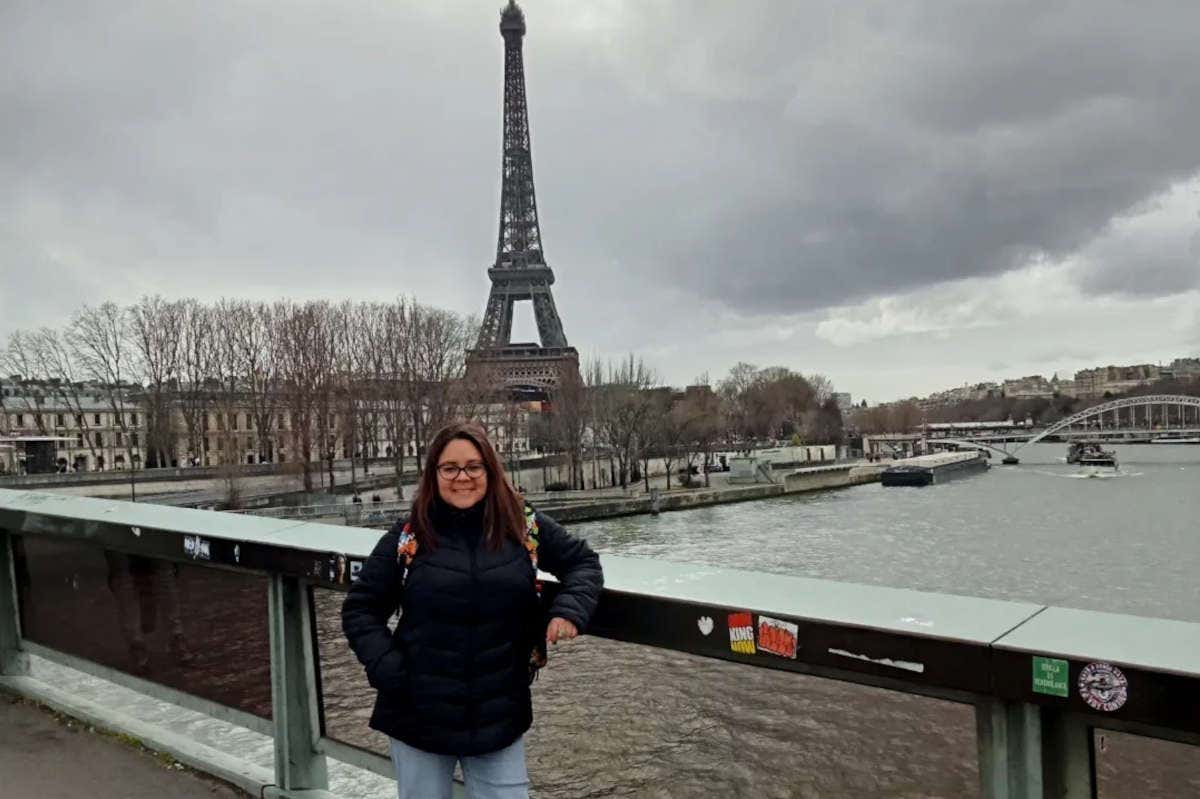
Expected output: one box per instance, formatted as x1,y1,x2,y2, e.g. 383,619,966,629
268,574,328,794
1041,709,1096,799
0,530,28,675
976,698,1043,799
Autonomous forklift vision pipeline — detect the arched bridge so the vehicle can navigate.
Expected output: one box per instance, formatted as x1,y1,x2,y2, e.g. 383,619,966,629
1018,394,1200,449
927,394,1200,462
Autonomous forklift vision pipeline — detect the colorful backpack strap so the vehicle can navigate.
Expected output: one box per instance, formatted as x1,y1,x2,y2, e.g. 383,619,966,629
397,522,418,585
523,505,548,680
524,504,541,596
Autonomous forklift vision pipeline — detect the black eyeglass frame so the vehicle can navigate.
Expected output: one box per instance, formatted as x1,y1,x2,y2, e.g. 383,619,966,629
435,463,487,480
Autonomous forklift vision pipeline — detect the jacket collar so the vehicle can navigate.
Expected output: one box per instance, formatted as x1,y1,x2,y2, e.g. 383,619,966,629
431,495,486,533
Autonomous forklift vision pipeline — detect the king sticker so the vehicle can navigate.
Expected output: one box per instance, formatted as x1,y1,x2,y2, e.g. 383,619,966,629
728,612,756,655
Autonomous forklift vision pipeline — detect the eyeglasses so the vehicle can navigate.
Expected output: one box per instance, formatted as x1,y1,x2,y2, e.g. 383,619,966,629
436,462,486,480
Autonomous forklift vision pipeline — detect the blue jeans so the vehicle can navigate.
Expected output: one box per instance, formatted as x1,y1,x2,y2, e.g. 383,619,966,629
389,736,530,799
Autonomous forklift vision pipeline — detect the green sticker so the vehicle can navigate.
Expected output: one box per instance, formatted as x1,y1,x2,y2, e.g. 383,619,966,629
1032,656,1069,697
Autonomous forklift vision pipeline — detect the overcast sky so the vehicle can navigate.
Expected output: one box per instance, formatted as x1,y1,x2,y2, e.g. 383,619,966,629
3,1,1199,402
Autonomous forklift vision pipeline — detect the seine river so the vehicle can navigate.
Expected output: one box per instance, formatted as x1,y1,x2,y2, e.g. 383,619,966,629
316,443,1199,798
573,443,1200,622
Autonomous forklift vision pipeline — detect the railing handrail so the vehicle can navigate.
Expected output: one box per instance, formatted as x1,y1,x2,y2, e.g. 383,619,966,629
3,487,1197,682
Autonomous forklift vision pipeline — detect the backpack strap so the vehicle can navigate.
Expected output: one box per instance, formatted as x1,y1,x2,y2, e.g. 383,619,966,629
397,504,540,587
524,504,542,598
523,505,548,679
396,523,418,585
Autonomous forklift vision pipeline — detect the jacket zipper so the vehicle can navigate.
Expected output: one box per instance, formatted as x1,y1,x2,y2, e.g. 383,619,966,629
467,536,479,748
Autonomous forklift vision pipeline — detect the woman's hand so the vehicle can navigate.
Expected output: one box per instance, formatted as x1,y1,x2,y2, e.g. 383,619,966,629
545,617,578,645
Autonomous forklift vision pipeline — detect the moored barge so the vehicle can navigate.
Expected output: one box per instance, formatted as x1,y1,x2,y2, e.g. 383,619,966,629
881,451,990,487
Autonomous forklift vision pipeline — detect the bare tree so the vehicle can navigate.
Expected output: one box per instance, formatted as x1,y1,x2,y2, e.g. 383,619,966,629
344,302,387,487
673,379,724,487
231,301,280,466
312,302,341,490
806,373,835,405
804,396,845,445
582,357,607,489
274,301,327,493
210,299,263,504
637,389,675,491
129,295,183,468
178,300,216,466
0,331,52,436
402,301,474,467
594,355,657,489
376,299,412,498
718,362,760,453
719,364,815,447
547,367,588,489
70,302,141,493
31,327,102,468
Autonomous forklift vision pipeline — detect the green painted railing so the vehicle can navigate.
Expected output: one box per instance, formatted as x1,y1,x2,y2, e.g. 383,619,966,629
1,487,1197,798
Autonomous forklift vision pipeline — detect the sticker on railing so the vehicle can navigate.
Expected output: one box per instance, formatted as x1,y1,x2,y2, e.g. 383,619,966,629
697,616,714,636
828,648,925,673
182,534,211,560
1032,656,1069,697
756,615,798,659
1078,662,1127,712
728,612,756,654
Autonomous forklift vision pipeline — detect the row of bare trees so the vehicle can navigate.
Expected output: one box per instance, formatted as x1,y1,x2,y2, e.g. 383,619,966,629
0,296,482,497
545,359,843,491
3,297,848,497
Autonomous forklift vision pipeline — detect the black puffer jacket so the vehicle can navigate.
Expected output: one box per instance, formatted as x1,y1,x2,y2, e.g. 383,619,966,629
341,499,603,756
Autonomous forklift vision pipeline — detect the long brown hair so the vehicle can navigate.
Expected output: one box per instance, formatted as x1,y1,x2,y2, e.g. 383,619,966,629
409,420,526,552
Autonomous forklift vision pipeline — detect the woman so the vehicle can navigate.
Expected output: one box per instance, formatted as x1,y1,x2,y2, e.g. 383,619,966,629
342,421,604,798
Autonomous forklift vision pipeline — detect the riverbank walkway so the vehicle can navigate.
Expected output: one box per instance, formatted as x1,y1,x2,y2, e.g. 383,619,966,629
0,651,397,798
0,690,248,798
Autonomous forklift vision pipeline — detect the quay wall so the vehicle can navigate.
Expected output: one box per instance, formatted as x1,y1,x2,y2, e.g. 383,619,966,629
544,464,879,523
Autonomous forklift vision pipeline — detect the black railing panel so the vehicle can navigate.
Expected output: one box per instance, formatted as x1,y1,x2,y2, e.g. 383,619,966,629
1094,730,1200,797
528,636,980,797
14,534,273,718
312,585,388,755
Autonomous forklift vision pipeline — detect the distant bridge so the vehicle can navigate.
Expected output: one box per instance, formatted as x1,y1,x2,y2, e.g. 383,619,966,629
925,394,1200,462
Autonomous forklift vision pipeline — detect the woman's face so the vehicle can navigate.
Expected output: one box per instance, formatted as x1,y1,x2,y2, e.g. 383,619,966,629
435,438,489,509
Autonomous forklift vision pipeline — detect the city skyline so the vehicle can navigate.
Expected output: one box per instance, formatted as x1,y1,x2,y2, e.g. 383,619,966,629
3,2,1199,403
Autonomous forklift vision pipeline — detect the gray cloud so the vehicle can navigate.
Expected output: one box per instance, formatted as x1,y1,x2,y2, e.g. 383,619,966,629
2,0,1199,396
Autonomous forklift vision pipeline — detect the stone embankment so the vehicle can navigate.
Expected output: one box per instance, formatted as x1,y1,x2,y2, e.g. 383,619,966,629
540,463,881,523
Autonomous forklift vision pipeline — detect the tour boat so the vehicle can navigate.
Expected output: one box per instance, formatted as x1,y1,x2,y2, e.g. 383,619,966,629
1067,442,1118,468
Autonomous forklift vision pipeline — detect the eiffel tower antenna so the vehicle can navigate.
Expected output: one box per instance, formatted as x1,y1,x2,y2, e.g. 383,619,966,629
466,1,579,397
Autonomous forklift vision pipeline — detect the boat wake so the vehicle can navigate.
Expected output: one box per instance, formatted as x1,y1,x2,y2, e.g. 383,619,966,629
1043,469,1142,480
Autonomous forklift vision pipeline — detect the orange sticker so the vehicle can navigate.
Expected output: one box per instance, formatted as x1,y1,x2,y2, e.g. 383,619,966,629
757,615,799,659
728,612,756,654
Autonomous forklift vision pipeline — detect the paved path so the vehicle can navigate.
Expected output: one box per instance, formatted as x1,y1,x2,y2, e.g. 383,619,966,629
0,691,249,798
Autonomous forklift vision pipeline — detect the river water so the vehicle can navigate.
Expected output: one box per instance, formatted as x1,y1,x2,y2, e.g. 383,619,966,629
574,443,1200,622
313,443,1200,798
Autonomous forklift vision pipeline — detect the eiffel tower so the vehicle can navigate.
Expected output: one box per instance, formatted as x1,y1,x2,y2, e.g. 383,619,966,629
465,0,579,398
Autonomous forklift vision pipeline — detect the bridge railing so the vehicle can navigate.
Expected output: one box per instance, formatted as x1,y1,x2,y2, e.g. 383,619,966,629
1,487,1197,798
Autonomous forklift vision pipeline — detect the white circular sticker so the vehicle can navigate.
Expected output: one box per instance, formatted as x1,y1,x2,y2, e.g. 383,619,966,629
1078,662,1128,712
